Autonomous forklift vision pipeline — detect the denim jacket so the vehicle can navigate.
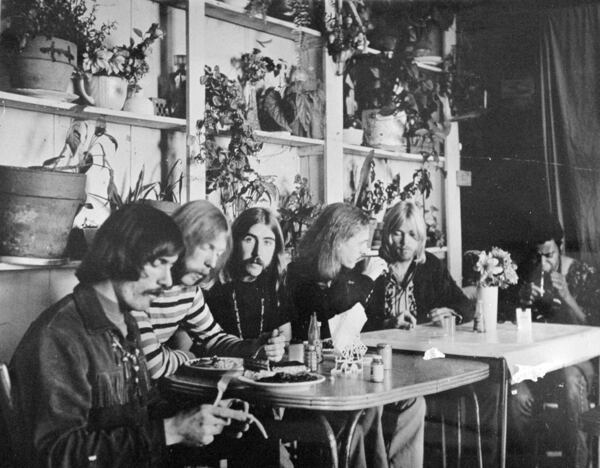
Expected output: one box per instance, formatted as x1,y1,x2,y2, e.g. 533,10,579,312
10,284,167,468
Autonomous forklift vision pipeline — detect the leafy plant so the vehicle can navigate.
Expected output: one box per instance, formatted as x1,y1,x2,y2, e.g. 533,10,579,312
2,0,115,56
197,65,270,218
81,23,163,91
41,119,118,174
245,0,272,18
424,206,445,247
322,0,370,75
231,47,284,87
279,175,321,253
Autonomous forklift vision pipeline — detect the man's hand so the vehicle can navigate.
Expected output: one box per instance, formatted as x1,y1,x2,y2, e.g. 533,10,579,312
164,401,250,447
362,256,388,281
385,311,416,330
519,282,544,305
263,329,286,362
429,307,456,326
550,272,570,301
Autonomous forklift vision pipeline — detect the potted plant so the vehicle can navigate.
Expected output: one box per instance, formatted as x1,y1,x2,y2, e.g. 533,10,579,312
197,65,274,219
321,0,370,75
1,0,115,100
279,174,321,259
78,23,163,111
0,118,117,262
232,47,284,129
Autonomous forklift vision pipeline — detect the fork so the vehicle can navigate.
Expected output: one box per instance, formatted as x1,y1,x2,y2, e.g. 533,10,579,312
213,372,235,407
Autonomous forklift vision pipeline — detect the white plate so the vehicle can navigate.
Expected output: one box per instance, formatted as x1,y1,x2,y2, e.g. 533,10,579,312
237,373,325,392
184,357,244,375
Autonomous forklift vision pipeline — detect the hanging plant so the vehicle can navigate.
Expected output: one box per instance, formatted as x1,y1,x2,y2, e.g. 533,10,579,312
322,0,370,75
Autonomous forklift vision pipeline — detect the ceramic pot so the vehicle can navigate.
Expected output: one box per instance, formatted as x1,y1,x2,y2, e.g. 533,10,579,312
477,286,499,332
362,109,407,151
78,75,128,110
343,127,364,146
9,37,77,95
0,165,86,259
123,87,155,115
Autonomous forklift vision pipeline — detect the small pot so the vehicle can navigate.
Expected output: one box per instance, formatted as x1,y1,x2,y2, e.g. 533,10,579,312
343,127,364,146
77,75,128,110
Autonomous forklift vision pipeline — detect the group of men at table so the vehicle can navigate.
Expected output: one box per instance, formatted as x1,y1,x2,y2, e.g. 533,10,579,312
7,197,600,467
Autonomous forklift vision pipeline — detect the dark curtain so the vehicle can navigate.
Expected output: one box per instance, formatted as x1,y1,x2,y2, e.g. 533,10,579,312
541,4,600,266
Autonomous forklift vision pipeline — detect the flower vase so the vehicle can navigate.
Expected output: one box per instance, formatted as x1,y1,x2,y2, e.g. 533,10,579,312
123,87,155,115
477,286,499,332
244,84,260,130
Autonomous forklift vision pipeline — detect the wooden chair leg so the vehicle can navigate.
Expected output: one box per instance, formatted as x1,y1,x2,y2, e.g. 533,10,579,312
441,412,447,468
456,397,462,467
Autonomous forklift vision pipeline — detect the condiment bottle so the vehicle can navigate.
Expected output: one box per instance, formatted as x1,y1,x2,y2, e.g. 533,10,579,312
308,312,322,362
370,355,384,382
306,345,318,372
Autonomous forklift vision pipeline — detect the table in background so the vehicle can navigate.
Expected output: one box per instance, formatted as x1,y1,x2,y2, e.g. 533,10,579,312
362,322,600,467
165,352,489,468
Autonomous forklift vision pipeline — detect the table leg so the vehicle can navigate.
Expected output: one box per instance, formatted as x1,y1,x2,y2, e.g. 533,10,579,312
341,409,365,468
314,413,339,468
499,360,508,468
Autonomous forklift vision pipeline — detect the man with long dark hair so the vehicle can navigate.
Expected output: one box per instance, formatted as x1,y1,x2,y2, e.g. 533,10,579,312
10,204,250,467
206,207,291,341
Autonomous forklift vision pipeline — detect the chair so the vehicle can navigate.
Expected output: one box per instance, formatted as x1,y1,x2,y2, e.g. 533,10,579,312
426,385,483,468
0,362,17,468
581,405,600,468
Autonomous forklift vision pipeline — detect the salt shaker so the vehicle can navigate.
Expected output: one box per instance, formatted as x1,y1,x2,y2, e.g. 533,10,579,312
370,355,384,382
473,300,485,332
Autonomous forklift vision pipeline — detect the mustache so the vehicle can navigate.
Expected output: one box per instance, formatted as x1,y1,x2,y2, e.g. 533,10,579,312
244,256,265,267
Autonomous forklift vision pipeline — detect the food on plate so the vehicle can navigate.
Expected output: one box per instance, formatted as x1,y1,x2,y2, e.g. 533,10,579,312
270,361,307,375
188,356,242,370
255,372,321,384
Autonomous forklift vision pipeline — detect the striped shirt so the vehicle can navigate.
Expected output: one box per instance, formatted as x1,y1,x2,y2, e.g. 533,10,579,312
133,286,251,379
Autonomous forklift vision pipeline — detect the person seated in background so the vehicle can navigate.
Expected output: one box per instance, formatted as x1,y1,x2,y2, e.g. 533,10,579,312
206,207,291,342
365,200,473,331
287,202,425,468
508,211,600,468
133,200,285,380
10,204,251,468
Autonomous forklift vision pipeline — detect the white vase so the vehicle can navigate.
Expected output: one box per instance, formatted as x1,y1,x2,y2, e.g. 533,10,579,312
123,87,155,115
477,286,499,332
78,75,128,110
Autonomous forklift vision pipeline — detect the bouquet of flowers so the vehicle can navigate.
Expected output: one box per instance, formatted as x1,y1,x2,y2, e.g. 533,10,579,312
475,247,518,289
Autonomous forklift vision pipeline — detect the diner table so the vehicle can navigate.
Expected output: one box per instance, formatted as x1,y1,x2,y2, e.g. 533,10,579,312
362,321,600,468
165,351,489,468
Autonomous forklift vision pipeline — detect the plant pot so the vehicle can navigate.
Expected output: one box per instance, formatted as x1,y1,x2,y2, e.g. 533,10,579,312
123,87,155,115
343,127,364,146
77,75,128,110
0,166,86,259
8,37,77,99
362,109,407,151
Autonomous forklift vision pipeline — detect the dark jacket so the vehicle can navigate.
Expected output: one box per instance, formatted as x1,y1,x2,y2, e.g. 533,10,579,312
205,275,290,339
10,284,167,468
365,252,473,330
287,261,374,340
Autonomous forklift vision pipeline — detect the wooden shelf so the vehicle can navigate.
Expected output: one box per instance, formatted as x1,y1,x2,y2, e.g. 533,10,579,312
0,91,186,131
152,0,322,41
0,260,80,272
343,143,445,163
255,130,324,149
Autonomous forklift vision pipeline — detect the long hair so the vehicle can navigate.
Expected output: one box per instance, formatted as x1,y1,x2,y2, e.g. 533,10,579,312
379,200,427,264
171,200,231,286
221,207,286,293
297,203,370,282
76,204,183,285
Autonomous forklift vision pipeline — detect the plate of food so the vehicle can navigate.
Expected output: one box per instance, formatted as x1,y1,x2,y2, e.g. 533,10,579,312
184,356,244,375
239,361,325,391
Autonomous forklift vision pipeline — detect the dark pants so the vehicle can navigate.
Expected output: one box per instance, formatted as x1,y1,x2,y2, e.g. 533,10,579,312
508,362,593,468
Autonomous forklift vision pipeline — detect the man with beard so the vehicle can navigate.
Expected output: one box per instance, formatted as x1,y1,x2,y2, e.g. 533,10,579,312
10,204,251,467
133,201,285,380
205,207,291,342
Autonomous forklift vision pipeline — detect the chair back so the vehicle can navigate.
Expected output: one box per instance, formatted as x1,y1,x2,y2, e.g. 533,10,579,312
0,362,16,467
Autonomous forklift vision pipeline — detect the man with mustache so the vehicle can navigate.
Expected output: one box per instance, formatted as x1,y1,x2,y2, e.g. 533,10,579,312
205,207,291,342
10,204,251,467
133,201,285,380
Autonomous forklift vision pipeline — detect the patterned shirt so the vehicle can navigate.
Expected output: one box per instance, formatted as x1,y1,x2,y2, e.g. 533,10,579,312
133,286,247,379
